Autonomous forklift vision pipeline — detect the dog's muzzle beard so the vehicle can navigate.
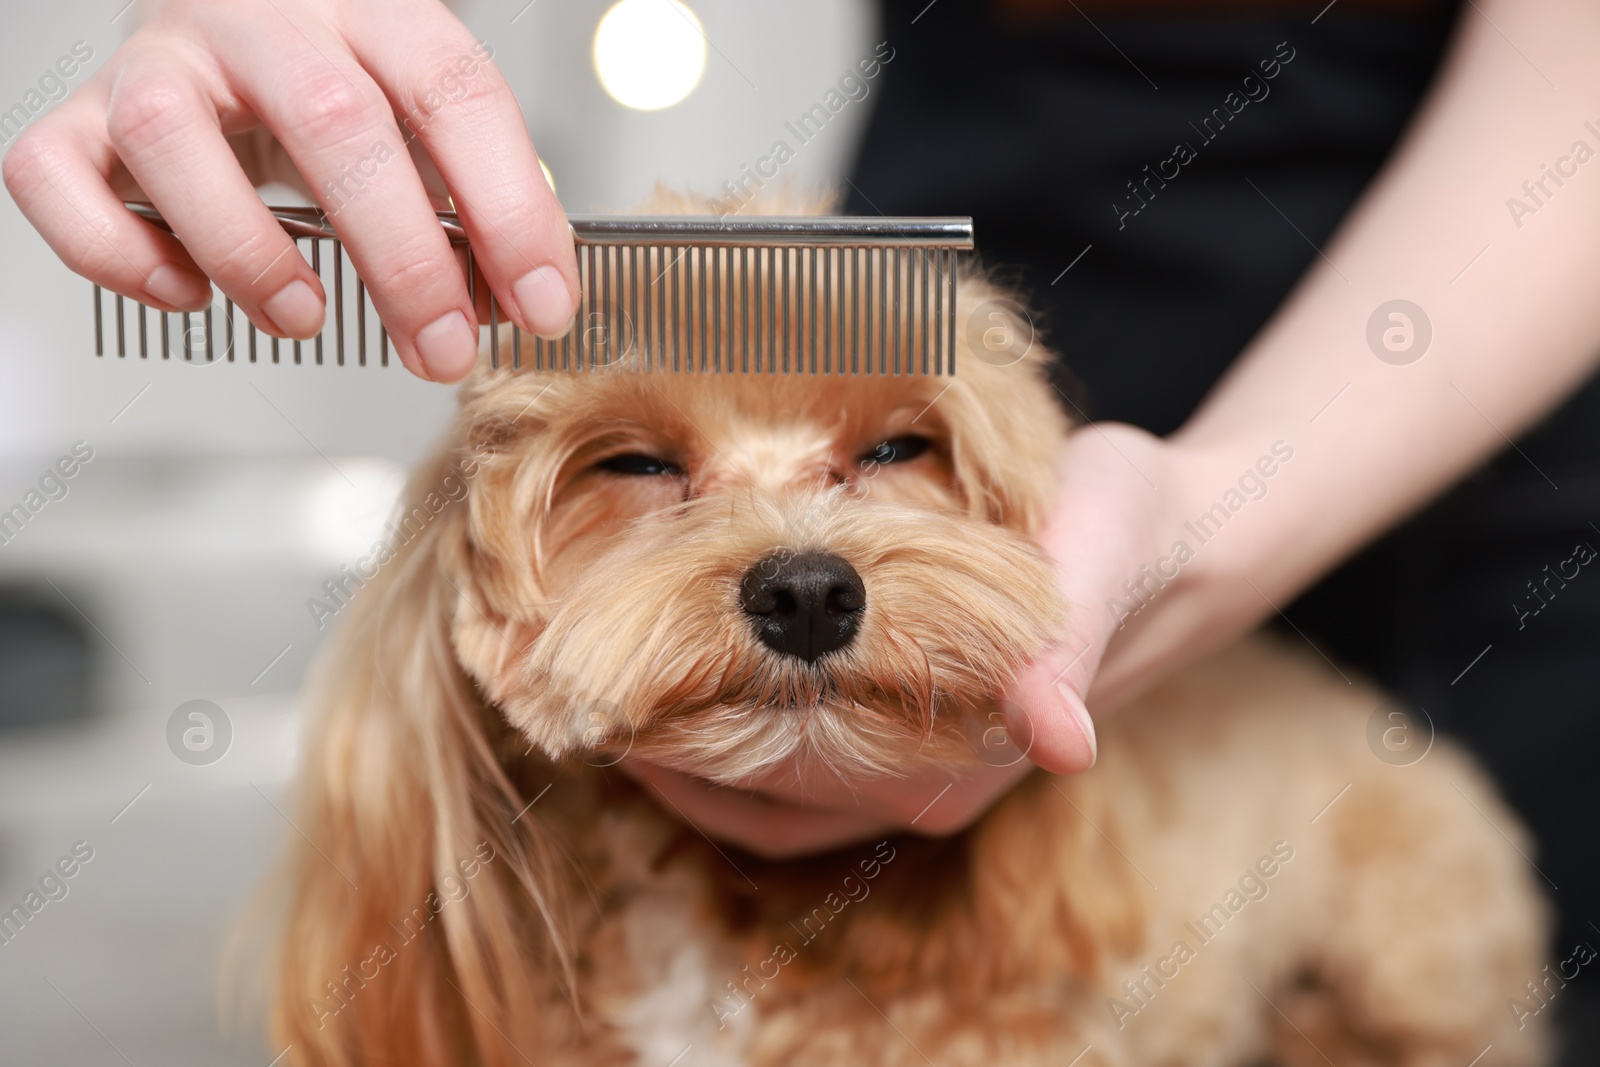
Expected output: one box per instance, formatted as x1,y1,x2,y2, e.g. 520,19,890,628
491,492,1063,782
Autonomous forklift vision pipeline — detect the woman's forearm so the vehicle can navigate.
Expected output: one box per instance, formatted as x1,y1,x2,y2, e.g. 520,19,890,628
1100,0,1600,698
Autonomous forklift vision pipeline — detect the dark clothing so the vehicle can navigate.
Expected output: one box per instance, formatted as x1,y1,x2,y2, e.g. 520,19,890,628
846,0,1600,1035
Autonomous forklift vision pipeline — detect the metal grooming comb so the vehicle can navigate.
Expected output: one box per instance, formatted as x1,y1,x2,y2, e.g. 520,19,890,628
93,204,974,374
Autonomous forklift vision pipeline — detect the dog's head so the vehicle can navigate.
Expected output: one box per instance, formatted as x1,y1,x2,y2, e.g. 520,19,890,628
436,274,1069,786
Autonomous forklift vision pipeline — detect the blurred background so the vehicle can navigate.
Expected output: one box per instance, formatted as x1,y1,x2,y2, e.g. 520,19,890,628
5,1,1598,1064
0,0,876,1060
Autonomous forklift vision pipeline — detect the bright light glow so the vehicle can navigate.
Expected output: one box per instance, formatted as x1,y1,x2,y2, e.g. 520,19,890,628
593,0,707,111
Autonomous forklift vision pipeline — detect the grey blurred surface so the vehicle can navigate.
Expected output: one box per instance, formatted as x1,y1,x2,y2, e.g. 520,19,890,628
0,0,870,1059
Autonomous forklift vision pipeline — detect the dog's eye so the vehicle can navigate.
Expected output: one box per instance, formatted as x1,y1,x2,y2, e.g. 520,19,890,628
862,435,931,466
596,452,681,477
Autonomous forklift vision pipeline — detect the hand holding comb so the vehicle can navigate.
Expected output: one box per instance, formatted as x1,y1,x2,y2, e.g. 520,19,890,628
94,203,973,375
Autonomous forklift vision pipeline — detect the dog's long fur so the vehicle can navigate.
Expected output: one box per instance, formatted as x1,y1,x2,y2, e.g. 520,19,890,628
271,198,1550,1067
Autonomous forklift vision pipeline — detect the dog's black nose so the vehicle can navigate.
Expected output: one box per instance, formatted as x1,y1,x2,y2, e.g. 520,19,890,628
739,551,865,663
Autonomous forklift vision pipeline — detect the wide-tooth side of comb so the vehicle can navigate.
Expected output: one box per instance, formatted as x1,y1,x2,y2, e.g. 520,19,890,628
93,204,973,374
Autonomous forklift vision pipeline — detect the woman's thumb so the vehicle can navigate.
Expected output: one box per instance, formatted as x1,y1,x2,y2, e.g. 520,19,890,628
1003,640,1100,775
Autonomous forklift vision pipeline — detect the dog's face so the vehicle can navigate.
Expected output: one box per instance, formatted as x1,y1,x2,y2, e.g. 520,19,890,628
441,280,1069,786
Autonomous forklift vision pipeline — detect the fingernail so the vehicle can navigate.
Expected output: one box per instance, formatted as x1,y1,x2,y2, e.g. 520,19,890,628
261,279,324,338
415,309,479,381
144,265,211,311
513,265,576,338
1055,680,1098,768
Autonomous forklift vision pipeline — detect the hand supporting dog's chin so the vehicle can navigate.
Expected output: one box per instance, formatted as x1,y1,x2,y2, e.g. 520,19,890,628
617,749,1037,861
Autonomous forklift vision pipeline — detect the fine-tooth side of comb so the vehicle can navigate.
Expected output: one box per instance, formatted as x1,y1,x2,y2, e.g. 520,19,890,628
95,204,974,375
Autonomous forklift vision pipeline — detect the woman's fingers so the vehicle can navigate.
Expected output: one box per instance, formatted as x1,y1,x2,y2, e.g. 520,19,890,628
227,16,478,381
4,94,213,313
1001,423,1181,775
7,0,577,383
1006,642,1100,776
105,48,327,338
348,3,578,338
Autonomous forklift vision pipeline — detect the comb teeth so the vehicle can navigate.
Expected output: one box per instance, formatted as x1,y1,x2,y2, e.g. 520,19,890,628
94,205,972,374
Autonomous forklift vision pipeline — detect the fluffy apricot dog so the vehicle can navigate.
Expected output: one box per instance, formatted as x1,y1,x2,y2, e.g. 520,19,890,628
272,207,1550,1067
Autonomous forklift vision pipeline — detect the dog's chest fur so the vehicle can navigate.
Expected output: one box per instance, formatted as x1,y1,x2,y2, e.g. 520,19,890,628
574,787,979,1067
541,640,1548,1067
592,811,759,1067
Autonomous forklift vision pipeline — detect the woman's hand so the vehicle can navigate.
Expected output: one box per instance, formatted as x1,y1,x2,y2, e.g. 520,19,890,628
622,422,1216,860
2,0,578,382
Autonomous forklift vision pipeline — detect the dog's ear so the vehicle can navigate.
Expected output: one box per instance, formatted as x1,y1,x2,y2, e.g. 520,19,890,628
270,448,579,1067
934,277,1072,536
438,373,584,703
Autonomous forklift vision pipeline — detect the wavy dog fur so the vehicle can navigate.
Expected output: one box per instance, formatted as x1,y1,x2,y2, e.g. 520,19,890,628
272,195,1550,1067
